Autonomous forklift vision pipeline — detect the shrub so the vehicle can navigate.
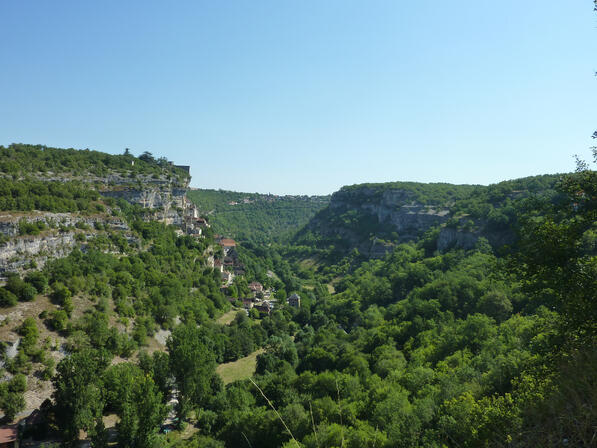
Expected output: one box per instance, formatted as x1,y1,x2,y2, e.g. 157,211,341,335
48,310,69,332
0,288,18,307
20,284,37,302
26,271,48,293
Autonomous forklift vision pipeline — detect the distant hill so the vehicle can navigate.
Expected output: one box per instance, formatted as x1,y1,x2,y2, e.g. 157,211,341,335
294,174,563,258
187,189,330,244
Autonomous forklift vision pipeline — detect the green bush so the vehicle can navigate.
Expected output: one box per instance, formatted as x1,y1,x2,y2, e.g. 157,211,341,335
48,310,69,332
0,288,18,307
26,271,48,293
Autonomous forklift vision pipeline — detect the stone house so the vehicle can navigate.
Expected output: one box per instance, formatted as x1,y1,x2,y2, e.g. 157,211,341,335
288,293,301,308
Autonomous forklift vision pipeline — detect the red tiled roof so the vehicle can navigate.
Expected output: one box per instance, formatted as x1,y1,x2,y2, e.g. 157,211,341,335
0,424,17,443
220,238,236,247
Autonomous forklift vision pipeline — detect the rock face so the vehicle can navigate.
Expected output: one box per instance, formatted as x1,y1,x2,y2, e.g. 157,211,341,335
27,170,191,226
0,212,129,236
306,187,453,257
0,212,136,276
301,184,516,257
437,227,479,252
330,188,451,239
0,232,77,274
0,169,191,276
102,186,188,225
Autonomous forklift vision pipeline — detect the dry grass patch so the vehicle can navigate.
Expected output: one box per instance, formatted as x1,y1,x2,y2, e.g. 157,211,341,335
216,349,264,385
216,309,240,326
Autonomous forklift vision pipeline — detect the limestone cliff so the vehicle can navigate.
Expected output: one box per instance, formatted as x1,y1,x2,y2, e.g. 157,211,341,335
0,169,190,276
297,184,457,257
32,170,191,226
296,181,524,257
101,185,188,225
330,187,451,242
0,212,135,275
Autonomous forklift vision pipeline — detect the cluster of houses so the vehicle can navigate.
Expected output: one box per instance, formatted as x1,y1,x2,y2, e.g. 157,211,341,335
179,205,301,316
212,235,245,286
238,281,275,316
227,198,254,206
181,203,211,237
236,281,301,317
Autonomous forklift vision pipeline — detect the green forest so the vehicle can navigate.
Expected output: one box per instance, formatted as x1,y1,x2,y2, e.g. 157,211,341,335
0,141,592,447
187,189,329,244
0,144,190,184
1,0,595,447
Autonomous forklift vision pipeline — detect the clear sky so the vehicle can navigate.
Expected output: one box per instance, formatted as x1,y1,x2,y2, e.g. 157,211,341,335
1,1,596,195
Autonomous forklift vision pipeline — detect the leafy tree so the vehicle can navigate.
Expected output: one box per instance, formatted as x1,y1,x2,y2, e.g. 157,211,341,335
52,349,110,445
138,351,172,403
0,375,26,421
103,363,167,448
48,309,69,331
517,150,597,339
0,288,18,307
168,324,218,421
18,317,39,356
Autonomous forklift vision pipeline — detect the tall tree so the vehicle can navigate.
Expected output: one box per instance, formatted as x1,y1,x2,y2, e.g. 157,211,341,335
104,363,167,448
167,324,218,421
517,149,597,340
52,349,109,446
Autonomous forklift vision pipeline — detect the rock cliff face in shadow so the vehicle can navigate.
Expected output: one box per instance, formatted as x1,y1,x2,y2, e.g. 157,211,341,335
298,183,516,258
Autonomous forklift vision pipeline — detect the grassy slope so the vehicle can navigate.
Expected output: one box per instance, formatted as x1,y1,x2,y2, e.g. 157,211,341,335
216,349,265,385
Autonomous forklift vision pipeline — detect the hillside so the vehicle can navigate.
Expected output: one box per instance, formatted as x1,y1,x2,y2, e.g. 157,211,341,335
0,146,230,439
0,144,593,448
294,175,562,259
0,145,192,254
0,143,190,184
187,188,329,244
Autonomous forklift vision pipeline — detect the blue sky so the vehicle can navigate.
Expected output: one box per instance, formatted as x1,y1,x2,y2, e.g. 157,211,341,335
1,1,596,194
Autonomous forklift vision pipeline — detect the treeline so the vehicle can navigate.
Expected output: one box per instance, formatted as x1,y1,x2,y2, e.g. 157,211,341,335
0,179,102,213
0,143,189,182
338,180,479,205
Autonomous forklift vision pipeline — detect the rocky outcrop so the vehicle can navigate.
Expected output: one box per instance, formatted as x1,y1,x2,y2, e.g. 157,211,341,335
329,188,451,241
305,187,452,256
0,212,129,236
102,186,187,225
11,169,191,226
367,239,395,259
0,232,77,274
301,183,519,257
437,227,479,252
0,212,138,276
102,187,186,208
0,166,192,276
16,171,188,189
437,225,516,252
